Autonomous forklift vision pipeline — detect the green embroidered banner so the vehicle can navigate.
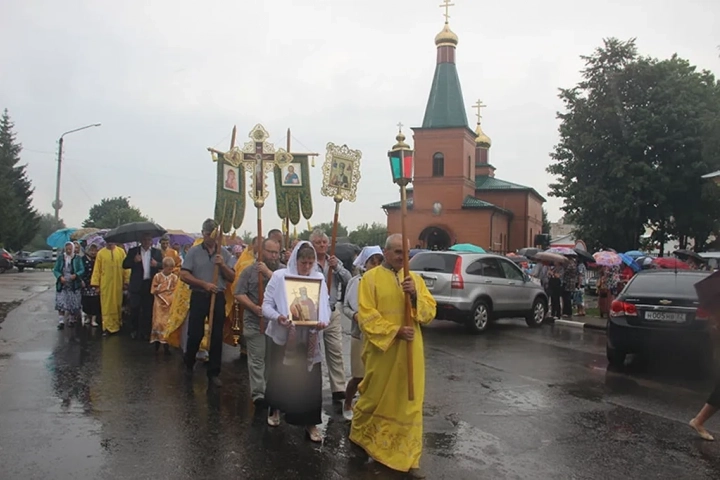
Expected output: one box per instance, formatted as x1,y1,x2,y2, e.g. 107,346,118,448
214,152,246,233
273,154,313,225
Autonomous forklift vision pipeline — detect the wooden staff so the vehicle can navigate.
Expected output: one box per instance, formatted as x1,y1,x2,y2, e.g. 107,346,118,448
326,198,341,294
256,204,265,332
400,182,414,401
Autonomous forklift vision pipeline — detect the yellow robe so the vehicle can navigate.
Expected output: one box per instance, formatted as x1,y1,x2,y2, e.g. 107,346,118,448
161,247,182,273
150,271,178,343
90,246,130,334
349,266,436,472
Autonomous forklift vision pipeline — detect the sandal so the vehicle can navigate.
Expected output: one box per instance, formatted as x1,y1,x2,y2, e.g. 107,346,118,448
305,427,323,443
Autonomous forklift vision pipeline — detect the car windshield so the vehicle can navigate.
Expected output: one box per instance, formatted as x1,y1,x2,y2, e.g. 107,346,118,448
626,273,706,298
29,251,47,257
409,253,458,273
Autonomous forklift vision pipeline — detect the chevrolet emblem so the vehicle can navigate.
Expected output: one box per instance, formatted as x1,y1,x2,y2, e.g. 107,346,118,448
659,300,673,305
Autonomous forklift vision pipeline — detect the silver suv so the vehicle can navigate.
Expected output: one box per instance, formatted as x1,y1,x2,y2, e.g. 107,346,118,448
410,252,548,334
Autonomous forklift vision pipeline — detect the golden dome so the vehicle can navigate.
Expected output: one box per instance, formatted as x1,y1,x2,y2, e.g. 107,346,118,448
393,130,411,150
435,22,458,47
475,123,491,148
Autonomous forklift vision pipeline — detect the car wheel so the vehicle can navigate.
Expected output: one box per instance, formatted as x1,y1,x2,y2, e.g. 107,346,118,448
525,298,547,328
16,266,24,273
466,300,491,334
606,345,627,368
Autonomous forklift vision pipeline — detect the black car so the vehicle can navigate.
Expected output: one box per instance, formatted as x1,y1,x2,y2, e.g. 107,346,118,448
606,270,711,367
15,250,54,272
0,248,13,273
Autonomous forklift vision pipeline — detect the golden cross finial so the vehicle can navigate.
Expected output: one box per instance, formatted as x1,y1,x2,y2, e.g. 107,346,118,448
397,121,404,132
439,0,455,23
473,99,487,124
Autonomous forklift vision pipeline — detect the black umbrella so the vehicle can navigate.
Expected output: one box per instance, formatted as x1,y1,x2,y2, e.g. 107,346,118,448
674,249,706,264
573,248,595,264
332,243,361,272
518,247,542,259
104,222,167,245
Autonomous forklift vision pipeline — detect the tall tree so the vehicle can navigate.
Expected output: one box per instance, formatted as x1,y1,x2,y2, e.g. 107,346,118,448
547,39,720,252
0,109,39,250
348,222,388,246
83,196,148,228
27,213,66,251
297,222,348,241
541,208,551,234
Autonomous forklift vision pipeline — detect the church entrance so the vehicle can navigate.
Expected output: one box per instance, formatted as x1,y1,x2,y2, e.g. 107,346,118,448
419,226,452,251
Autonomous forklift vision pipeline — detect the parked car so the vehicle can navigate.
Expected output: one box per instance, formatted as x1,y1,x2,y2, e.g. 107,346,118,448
14,250,55,272
606,270,711,367
0,248,14,273
409,251,548,334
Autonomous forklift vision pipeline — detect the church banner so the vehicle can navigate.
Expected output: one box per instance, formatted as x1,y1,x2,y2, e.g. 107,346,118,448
273,154,313,225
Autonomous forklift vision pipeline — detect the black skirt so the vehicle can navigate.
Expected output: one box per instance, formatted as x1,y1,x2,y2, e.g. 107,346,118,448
265,340,322,426
708,378,720,408
81,295,101,316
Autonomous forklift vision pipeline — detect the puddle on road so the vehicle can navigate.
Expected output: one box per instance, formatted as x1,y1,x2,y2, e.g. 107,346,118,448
15,350,52,362
425,420,501,469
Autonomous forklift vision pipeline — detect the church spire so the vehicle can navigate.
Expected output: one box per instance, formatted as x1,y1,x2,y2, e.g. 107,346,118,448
422,1,469,129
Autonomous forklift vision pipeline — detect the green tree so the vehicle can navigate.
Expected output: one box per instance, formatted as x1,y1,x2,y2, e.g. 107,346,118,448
297,222,348,241
541,208,551,234
82,196,148,228
27,213,66,251
0,109,39,250
349,222,388,246
547,38,720,252
240,230,254,244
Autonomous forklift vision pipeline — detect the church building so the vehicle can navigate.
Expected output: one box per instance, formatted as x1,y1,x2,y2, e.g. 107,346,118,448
382,15,545,252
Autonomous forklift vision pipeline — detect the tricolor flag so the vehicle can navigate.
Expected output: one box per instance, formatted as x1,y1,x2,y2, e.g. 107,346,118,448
389,149,414,181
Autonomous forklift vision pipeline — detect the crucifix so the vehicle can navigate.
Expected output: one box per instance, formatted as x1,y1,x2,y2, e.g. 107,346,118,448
473,99,487,125
439,0,455,22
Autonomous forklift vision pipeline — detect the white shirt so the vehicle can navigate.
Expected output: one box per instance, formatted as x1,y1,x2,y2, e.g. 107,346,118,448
141,247,151,280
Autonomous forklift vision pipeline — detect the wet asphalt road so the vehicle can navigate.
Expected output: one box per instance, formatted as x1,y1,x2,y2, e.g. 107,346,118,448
1,273,720,479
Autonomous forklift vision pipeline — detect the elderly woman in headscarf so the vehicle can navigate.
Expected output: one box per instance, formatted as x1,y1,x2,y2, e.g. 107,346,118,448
341,245,384,421
53,241,85,329
80,243,101,327
262,240,330,442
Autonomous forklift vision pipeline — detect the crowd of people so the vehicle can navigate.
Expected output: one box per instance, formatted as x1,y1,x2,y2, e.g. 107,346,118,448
51,219,437,478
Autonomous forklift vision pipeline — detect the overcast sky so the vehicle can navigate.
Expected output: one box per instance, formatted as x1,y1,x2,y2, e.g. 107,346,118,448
1,0,718,235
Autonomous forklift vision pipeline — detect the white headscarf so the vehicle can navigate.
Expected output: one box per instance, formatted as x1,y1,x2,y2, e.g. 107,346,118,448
63,241,75,268
353,245,383,270
262,241,330,356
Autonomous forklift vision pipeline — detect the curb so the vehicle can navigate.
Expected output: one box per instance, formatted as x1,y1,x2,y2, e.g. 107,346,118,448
552,318,607,331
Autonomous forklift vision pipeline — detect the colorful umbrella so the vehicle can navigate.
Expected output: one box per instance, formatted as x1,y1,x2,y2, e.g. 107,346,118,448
449,243,486,253
547,247,577,256
653,257,691,270
592,251,622,267
624,250,645,259
80,229,109,241
534,251,568,264
619,253,641,273
70,227,99,241
47,228,78,248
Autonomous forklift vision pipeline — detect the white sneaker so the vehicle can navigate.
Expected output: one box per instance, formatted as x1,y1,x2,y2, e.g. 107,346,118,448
267,410,281,427
343,407,354,421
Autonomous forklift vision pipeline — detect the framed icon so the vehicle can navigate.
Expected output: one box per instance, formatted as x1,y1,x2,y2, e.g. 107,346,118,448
223,165,240,193
284,276,322,326
281,163,303,187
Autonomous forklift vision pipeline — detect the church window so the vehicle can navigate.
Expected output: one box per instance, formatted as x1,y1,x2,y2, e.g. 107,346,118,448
432,152,444,177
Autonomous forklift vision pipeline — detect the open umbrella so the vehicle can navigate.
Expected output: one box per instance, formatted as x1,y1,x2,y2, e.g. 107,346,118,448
573,248,595,264
104,222,167,245
624,250,645,259
619,253,641,273
518,247,542,258
47,228,78,248
653,257,691,270
70,227,98,241
507,255,530,264
547,247,577,256
333,243,361,272
674,249,706,264
593,251,622,267
449,243,486,253
534,251,568,264
154,230,194,246
635,256,655,269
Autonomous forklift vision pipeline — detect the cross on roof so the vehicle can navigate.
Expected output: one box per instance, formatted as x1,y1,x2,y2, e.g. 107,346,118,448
439,0,455,23
473,99,487,124
397,121,404,132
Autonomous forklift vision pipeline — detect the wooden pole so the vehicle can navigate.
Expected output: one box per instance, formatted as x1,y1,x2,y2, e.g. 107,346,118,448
285,129,292,250
400,182,415,401
257,205,265,333
326,199,341,294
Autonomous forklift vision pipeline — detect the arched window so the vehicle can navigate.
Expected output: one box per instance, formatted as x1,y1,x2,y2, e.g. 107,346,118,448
432,152,444,177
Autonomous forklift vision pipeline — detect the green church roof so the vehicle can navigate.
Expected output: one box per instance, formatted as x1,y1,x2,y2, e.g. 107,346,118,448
475,175,546,202
422,63,469,129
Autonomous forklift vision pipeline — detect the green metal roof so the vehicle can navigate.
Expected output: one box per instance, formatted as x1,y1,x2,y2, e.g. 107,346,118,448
382,198,413,209
422,63,469,129
475,175,546,201
462,196,513,216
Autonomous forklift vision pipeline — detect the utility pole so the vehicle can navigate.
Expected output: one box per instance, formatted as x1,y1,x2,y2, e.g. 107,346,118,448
53,123,101,221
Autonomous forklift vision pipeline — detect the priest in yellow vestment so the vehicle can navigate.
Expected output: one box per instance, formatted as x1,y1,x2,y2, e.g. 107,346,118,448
350,234,436,477
90,243,129,335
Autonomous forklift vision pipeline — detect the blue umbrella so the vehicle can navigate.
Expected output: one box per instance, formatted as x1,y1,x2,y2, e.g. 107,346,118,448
624,250,645,259
449,243,486,253
619,253,641,273
46,228,78,248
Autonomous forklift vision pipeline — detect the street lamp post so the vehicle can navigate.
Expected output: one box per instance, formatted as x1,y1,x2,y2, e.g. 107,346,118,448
53,123,101,221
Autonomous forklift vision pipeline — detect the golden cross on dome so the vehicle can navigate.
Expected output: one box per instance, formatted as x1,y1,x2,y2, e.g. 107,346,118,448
473,99,487,124
439,0,455,23
397,121,404,132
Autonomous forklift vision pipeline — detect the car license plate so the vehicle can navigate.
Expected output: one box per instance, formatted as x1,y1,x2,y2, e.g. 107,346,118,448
644,311,686,323
424,278,435,288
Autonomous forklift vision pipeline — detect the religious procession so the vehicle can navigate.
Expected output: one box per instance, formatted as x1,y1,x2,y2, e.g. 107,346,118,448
45,122,434,478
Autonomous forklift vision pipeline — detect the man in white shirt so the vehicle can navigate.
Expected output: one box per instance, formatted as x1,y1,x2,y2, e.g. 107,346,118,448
123,234,164,340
